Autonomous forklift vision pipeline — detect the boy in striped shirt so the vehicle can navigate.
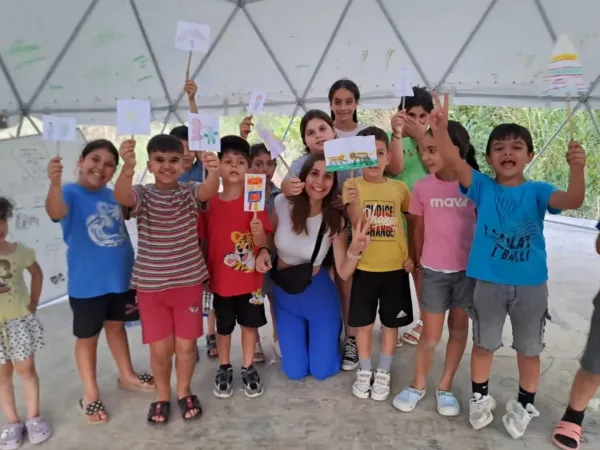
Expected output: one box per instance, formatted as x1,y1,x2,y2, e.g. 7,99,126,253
114,134,220,425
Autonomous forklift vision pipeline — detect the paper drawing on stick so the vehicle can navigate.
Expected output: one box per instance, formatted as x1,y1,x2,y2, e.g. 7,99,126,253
43,115,76,141
188,113,220,152
324,136,377,173
543,34,586,96
175,21,210,53
247,90,267,115
116,99,151,136
244,174,266,212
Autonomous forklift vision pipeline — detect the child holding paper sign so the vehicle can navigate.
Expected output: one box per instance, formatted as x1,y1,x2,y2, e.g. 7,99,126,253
114,134,220,425
342,127,414,401
204,136,271,399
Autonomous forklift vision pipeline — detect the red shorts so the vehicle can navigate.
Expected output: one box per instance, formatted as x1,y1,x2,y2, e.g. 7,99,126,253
137,284,204,344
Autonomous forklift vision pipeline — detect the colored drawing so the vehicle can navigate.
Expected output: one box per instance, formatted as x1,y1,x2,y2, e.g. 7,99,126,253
324,135,377,172
256,123,286,159
42,115,76,142
116,99,151,136
395,67,414,98
544,34,586,96
188,113,220,152
175,21,210,53
244,174,266,212
247,90,267,115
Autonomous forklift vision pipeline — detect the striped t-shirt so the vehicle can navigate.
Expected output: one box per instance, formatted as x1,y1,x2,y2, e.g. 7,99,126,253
131,182,209,292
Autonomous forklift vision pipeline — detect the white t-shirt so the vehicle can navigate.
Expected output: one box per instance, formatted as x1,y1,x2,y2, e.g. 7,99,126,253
335,123,366,138
273,194,332,266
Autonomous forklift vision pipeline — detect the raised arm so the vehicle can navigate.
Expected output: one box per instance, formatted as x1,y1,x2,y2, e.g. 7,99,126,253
386,111,406,176
45,156,68,220
239,115,254,140
342,179,362,228
184,79,199,114
196,152,220,202
548,141,586,210
113,139,137,207
428,92,473,188
333,216,371,280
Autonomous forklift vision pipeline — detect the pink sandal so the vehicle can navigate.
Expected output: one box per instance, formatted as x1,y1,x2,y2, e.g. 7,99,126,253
552,421,582,450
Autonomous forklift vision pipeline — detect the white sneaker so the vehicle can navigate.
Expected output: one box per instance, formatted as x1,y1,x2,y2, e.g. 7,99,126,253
469,393,497,430
502,399,540,439
352,370,373,399
371,369,391,401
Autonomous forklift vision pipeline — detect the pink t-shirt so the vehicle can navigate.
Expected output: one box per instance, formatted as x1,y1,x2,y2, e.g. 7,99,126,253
409,174,476,272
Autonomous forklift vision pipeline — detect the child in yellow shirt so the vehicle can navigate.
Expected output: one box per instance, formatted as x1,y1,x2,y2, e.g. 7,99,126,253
343,127,414,402
0,197,51,448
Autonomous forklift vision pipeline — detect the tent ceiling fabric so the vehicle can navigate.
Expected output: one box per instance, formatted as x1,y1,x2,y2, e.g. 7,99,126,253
1,0,600,127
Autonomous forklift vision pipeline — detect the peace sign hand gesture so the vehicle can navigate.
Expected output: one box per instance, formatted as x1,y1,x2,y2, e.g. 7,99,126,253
428,92,450,136
348,215,371,256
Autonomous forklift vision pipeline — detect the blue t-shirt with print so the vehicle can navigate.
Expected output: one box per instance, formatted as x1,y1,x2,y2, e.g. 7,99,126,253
60,184,135,298
460,169,559,286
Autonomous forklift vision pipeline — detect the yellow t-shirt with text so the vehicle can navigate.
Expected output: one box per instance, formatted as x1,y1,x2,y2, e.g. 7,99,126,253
343,177,411,272
0,243,36,322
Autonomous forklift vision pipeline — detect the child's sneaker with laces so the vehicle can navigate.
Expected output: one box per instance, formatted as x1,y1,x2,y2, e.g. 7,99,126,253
370,369,391,401
469,393,497,430
241,365,264,398
352,369,373,399
213,365,233,398
502,399,540,439
342,337,359,371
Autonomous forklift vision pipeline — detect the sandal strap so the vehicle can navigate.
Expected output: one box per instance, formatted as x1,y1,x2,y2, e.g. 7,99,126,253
147,401,170,422
84,400,105,415
139,373,154,384
178,395,202,420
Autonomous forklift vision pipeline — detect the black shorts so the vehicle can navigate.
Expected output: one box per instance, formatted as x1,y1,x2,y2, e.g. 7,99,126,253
69,290,139,339
348,269,413,328
213,292,267,336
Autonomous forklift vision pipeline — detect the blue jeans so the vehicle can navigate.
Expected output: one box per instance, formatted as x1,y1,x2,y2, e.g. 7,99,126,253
273,268,342,380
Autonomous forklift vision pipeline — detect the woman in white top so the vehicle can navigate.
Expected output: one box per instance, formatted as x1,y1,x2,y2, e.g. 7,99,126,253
260,154,369,381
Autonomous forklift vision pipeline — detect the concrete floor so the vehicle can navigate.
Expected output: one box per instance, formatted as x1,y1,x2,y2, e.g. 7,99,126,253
10,219,600,449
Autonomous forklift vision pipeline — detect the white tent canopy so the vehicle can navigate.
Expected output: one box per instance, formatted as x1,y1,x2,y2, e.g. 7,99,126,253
1,0,600,133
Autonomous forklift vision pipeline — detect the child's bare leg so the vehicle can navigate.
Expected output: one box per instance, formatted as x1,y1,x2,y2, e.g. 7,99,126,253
104,321,148,387
217,333,232,365
149,336,175,422
241,326,258,368
380,325,398,364
356,324,374,367
412,311,444,390
471,345,494,384
208,308,216,335
569,369,600,412
13,358,39,419
75,335,106,421
174,338,200,418
438,309,469,391
0,362,18,423
404,215,422,343
516,353,540,394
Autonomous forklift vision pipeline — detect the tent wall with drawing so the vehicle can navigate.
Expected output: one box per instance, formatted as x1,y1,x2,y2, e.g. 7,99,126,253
2,0,600,303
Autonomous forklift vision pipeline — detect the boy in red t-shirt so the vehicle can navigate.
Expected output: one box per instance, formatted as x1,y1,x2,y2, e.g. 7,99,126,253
205,136,271,399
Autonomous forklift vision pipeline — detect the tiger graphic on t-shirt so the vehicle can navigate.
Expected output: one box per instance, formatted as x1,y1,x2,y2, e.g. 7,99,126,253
223,231,255,273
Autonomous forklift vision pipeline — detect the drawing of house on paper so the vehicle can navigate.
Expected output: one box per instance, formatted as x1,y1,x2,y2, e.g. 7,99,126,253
324,135,377,172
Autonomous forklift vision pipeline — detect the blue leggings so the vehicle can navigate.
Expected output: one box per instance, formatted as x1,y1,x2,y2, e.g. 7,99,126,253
273,268,342,380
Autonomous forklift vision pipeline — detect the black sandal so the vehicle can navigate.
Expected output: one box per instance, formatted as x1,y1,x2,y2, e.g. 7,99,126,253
147,401,170,425
178,395,202,421
206,334,218,358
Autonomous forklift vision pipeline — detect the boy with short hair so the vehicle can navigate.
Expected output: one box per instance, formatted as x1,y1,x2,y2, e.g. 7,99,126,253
343,126,414,401
249,143,280,360
205,136,271,398
114,134,220,424
428,93,586,439
385,86,434,346
552,226,600,449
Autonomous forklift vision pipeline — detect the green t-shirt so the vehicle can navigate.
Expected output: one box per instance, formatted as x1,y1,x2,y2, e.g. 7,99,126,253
385,135,428,191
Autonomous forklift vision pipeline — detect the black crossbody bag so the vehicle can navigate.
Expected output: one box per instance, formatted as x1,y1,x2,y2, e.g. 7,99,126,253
270,221,326,295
